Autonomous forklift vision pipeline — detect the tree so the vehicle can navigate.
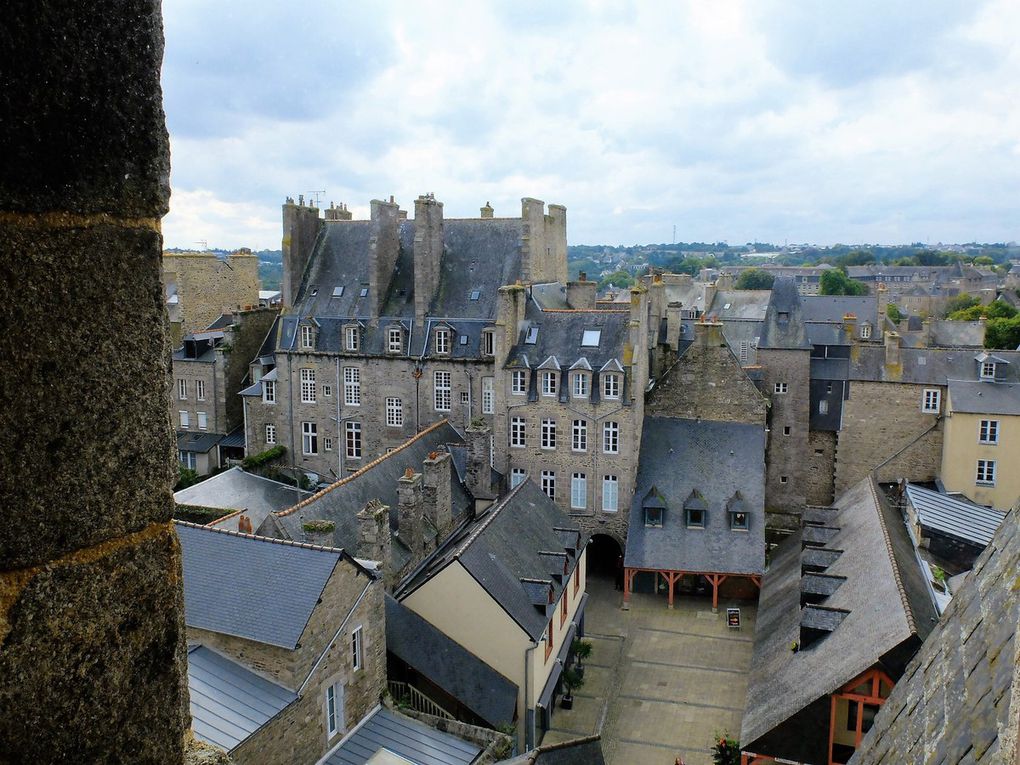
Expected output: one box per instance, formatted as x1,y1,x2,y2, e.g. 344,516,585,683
948,301,1016,322
834,250,877,268
734,269,775,290
985,317,1020,350
886,303,903,323
175,467,199,491
598,270,634,291
820,270,868,296
944,294,980,316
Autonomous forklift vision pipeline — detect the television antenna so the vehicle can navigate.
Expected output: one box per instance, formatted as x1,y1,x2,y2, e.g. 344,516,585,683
194,240,207,251
307,190,326,208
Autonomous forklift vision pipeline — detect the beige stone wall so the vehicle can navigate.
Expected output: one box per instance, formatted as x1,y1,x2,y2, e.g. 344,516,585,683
163,251,260,336
759,348,812,513
940,408,1020,510
172,358,227,435
806,430,837,506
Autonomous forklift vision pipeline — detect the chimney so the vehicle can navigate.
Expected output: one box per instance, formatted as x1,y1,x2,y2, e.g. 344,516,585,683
627,285,651,396
301,518,336,548
647,272,666,326
397,468,425,557
922,316,934,348
422,450,453,540
520,197,546,284
369,198,400,316
885,331,901,368
480,201,494,219
703,281,718,316
357,499,392,574
413,194,444,324
281,196,323,307
237,515,252,534
716,272,735,290
877,285,888,336
324,201,353,221
496,284,528,365
843,313,857,344
694,319,725,348
665,302,683,349
566,272,597,310
546,204,568,284
465,422,494,508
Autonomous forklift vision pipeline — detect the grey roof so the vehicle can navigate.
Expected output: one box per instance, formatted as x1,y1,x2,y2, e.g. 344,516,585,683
530,282,571,310
294,221,378,317
385,595,518,727
758,277,812,349
177,431,224,454
499,736,606,765
262,422,469,571
849,346,1020,385
322,706,481,765
707,290,770,321
801,294,879,327
931,319,985,348
187,645,297,752
904,483,1006,547
405,480,585,641
624,418,766,576
219,428,245,449
849,509,1018,765
507,304,630,376
177,521,343,649
174,466,311,534
741,476,939,754
947,379,1020,415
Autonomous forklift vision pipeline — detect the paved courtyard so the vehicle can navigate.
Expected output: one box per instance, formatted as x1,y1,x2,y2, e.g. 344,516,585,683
542,574,756,765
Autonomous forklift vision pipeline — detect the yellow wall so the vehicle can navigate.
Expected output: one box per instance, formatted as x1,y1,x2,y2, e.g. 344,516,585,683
941,398,1020,509
530,548,587,711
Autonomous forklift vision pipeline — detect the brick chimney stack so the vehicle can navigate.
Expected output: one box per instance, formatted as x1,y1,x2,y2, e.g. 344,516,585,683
397,468,425,557
422,450,453,540
481,201,494,219
413,193,444,324
465,423,494,509
357,499,392,583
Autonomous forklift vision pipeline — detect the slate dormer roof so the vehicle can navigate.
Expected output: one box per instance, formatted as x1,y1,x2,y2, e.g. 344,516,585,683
758,277,812,350
947,379,1020,415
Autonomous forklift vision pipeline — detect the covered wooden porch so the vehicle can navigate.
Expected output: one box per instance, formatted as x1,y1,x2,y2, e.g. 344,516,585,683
622,567,761,611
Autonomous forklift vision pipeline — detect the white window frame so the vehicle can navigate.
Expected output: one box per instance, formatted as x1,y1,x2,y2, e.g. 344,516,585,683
263,380,276,404
572,419,588,452
922,388,941,414
343,367,361,407
482,331,495,356
603,421,619,454
179,451,197,470
325,682,344,739
345,421,362,459
860,324,872,339
179,410,189,429
265,424,276,445
481,377,494,414
572,373,589,399
774,382,788,394
386,397,403,427
602,475,619,513
510,417,526,448
570,473,587,510
351,626,363,672
197,411,208,431
177,379,187,400
541,470,556,500
345,326,360,352
541,419,557,450
301,324,314,349
603,373,620,399
387,327,402,354
511,370,527,395
542,371,558,397
510,468,526,488
323,436,333,452
976,459,996,485
195,379,205,401
301,368,316,403
322,383,332,398
302,421,318,455
980,362,996,380
979,419,999,445
435,328,451,355
434,370,452,412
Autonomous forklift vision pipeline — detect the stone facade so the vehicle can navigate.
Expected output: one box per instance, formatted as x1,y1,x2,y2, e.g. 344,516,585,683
806,430,837,506
759,348,812,513
163,250,260,340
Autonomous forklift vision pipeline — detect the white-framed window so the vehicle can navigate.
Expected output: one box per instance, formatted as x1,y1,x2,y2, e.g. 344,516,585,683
325,682,344,739
481,377,494,414
301,368,316,403
510,416,526,448
387,327,402,354
195,379,205,401
602,475,619,513
572,419,587,452
197,411,208,430
542,371,558,397
976,459,996,485
979,419,999,444
460,391,470,405
301,324,314,349
302,421,318,455
351,626,363,672
603,373,620,399
434,371,451,411
345,326,359,352
570,473,587,510
541,470,556,500
322,436,333,452
922,388,941,414
511,370,527,395
343,367,361,406
572,373,589,399
265,424,276,445
263,380,276,404
179,410,189,429
435,328,450,355
541,419,557,449
345,421,362,459
980,362,996,380
510,468,526,488
179,451,197,470
774,382,788,394
322,384,332,398
861,324,872,339
386,397,403,427
482,331,495,356
177,379,187,400
603,421,619,454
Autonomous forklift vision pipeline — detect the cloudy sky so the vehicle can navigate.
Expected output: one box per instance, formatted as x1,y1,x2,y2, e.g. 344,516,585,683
160,1,1020,250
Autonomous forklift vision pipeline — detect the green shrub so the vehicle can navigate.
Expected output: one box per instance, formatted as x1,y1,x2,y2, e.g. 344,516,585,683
242,444,286,470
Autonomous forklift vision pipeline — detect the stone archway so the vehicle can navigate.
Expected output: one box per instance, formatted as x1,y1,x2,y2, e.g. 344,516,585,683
586,533,624,579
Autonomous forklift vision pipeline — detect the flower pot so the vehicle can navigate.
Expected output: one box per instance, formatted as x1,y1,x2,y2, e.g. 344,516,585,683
561,694,574,710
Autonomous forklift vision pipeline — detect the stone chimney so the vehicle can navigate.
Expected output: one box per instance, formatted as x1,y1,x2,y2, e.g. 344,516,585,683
717,272,735,290
520,198,568,284
703,281,718,318
237,514,253,534
480,201,494,219
566,272,597,310
397,468,425,557
495,284,528,365
843,313,857,344
694,319,725,348
422,450,453,540
413,193,444,324
647,272,666,325
357,499,392,576
922,316,934,348
301,518,336,548
877,284,888,335
369,197,400,316
324,201,353,221
465,422,494,507
665,302,683,349
281,196,322,307
885,331,901,368
547,204,568,284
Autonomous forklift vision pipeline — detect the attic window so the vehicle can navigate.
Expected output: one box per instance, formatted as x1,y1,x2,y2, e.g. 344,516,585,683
581,329,601,347
778,311,790,323
310,286,318,296
685,507,705,528
644,507,663,528
980,362,996,379
723,303,731,310
469,290,481,301
525,326,539,344
359,287,369,298
459,335,469,346
332,286,345,298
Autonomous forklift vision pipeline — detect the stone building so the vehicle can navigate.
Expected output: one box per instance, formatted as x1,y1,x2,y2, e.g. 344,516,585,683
178,521,385,764
163,249,261,344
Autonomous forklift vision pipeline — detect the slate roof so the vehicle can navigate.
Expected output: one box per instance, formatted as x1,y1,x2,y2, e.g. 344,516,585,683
802,294,880,329
177,521,344,650
849,509,1018,764
385,595,518,727
741,476,939,754
903,483,1006,548
624,418,766,576
500,735,607,765
260,422,469,570
706,290,770,321
947,379,1020,415
187,645,297,752
177,431,224,454
403,480,585,641
931,319,985,348
758,278,812,349
175,466,311,533
321,706,481,765
849,346,1020,385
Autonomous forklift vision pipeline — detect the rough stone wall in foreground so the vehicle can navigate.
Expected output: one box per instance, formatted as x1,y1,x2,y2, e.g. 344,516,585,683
0,2,189,762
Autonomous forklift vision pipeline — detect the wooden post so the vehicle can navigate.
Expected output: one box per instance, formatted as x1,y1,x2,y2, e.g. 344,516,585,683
828,694,838,765
667,572,676,608
623,567,632,607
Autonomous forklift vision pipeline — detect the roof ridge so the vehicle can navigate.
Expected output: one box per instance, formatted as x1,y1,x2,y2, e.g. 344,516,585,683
276,419,451,518
539,308,629,314
173,519,344,555
867,475,919,636
453,479,529,558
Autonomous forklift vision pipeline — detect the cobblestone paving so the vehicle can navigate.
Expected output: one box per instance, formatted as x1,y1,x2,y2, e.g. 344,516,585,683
542,575,756,765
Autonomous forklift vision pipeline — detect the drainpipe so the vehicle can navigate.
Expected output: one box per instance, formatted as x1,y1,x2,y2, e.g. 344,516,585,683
524,641,537,750
242,396,249,459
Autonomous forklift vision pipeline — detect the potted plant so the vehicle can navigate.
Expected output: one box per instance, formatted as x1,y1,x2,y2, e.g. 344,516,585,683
571,639,593,678
560,667,585,710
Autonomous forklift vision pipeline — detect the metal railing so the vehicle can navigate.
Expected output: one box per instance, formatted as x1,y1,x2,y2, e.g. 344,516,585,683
388,680,454,720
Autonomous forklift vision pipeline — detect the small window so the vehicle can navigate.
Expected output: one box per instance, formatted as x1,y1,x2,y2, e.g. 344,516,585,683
541,470,556,500
541,419,557,449
469,290,481,301
359,287,369,298
263,380,276,404
385,397,403,427
345,326,360,352
603,421,619,454
542,371,558,397
323,436,333,452
644,507,663,527
460,391,469,404
177,379,187,400
510,416,526,448
979,419,999,444
511,370,527,395
195,380,206,401
265,424,276,445
603,373,620,399
861,324,872,339
351,626,363,671
922,388,941,414
570,473,587,510
783,426,791,436
310,287,318,297
387,327,402,354
774,382,788,394
435,329,451,355
510,468,526,488
581,329,601,347
332,286,344,298
482,331,495,356
525,326,539,344
179,451,197,470
819,400,829,415
179,410,189,429
322,384,332,398
976,459,996,485
780,475,788,484
345,421,362,459
481,377,494,414
300,325,314,349
325,682,344,739
572,373,589,399
459,334,469,346
730,511,748,530
572,419,588,452
980,361,996,380
685,507,705,528
197,411,208,430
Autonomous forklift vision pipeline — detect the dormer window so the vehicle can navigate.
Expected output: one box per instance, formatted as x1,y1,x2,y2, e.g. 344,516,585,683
860,323,872,339
571,373,589,399
300,324,314,349
981,362,996,380
730,511,748,530
345,326,360,352
685,507,705,528
642,487,666,528
644,507,663,527
482,330,495,356
387,327,403,354
542,371,558,396
435,328,451,355
511,370,527,395
603,373,620,399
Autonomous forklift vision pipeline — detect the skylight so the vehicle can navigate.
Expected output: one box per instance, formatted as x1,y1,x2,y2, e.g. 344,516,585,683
359,287,369,297
469,290,481,301
332,286,344,297
525,326,539,344
581,329,601,347
459,335,468,345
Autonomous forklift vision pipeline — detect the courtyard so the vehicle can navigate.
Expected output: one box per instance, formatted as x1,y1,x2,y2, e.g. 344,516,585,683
542,573,757,765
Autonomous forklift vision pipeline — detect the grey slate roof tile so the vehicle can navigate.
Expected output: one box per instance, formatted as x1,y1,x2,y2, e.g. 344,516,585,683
759,278,812,350
904,483,1005,548
948,379,1020,415
322,706,481,765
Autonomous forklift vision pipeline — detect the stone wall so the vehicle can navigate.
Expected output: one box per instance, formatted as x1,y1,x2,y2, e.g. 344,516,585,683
0,2,189,760
758,348,812,513
222,307,278,431
173,356,227,435
835,381,943,494
806,430,837,506
163,251,260,336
